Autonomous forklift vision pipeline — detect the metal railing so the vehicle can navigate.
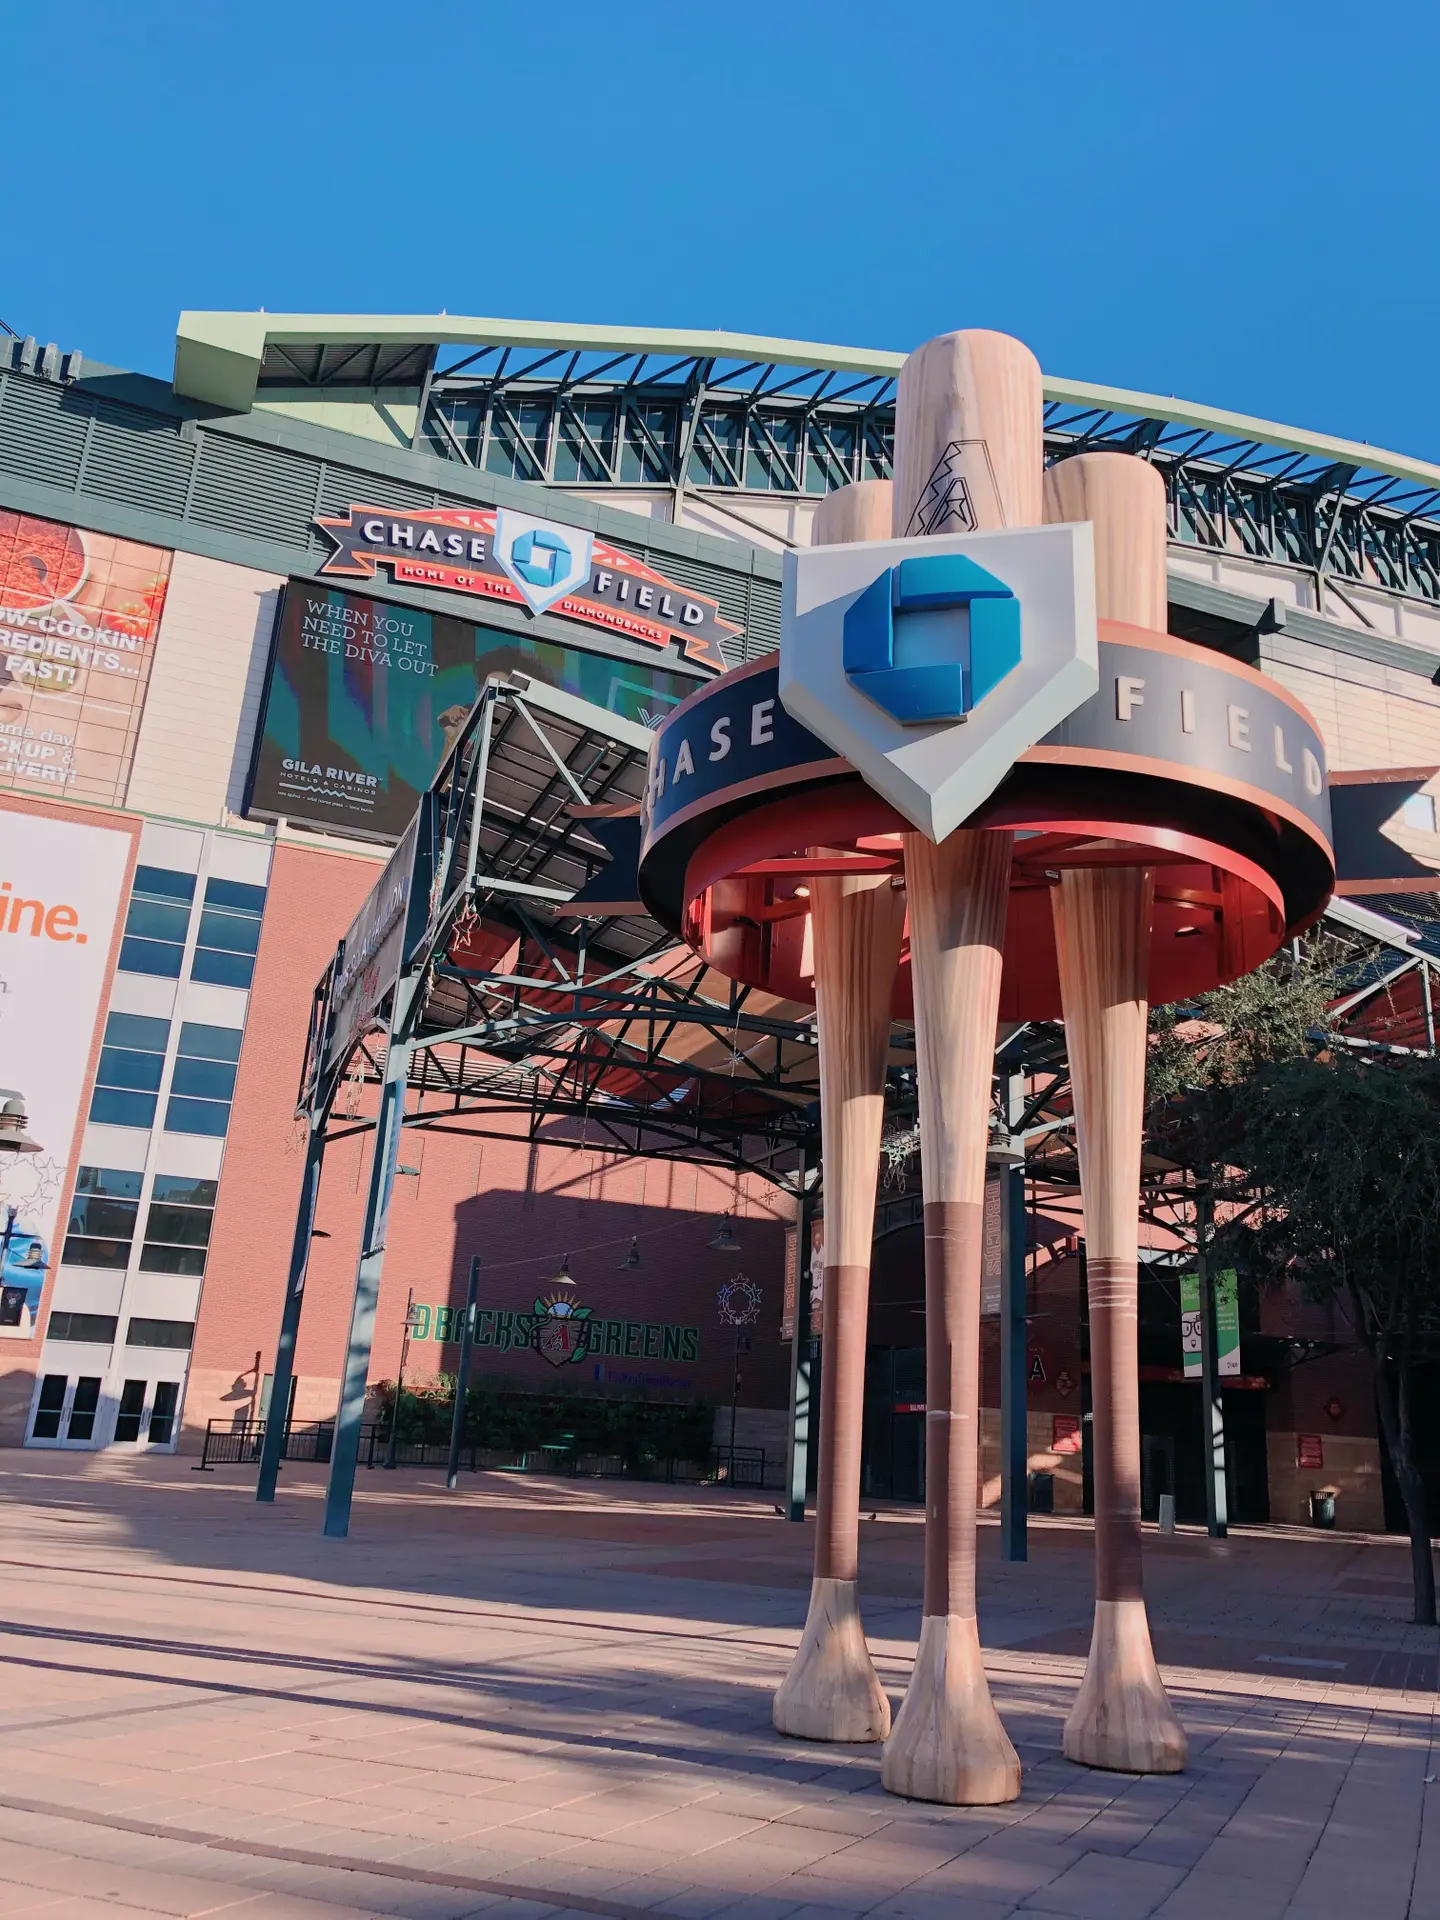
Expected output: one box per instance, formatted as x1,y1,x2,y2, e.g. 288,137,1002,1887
195,1417,766,1487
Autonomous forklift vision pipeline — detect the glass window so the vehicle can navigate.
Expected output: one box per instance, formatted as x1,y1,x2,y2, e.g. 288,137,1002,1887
63,1166,141,1268
1400,791,1437,833
196,908,261,955
118,868,195,978
114,1379,146,1443
190,947,256,989
191,879,265,989
149,1174,218,1208
125,1318,195,1349
133,865,195,903
66,1376,101,1441
204,878,266,914
170,1057,237,1102
163,1098,230,1137
89,1014,168,1131
32,1374,67,1439
47,1311,119,1344
165,1024,243,1138
178,1023,243,1063
139,1175,216,1276
149,1380,180,1445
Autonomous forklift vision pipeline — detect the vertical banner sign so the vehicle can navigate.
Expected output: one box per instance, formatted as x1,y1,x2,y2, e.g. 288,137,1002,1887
1215,1269,1241,1377
1180,1274,1202,1380
0,812,132,1331
1180,1271,1241,1379
980,1173,1002,1315
322,816,418,1075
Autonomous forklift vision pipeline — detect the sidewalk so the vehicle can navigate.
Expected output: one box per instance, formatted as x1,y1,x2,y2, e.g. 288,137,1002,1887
0,1453,1433,1919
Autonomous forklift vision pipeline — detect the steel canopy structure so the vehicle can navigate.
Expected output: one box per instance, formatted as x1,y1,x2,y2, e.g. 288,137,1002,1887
256,660,1440,1542
174,312,1440,609
256,674,858,1535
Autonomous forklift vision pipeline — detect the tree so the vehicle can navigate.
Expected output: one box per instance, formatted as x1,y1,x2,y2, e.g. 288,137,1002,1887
1228,1053,1440,1626
1136,955,1340,1527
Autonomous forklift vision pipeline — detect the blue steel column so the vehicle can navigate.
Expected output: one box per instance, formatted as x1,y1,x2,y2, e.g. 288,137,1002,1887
322,796,435,1541
255,1120,326,1502
322,988,415,1539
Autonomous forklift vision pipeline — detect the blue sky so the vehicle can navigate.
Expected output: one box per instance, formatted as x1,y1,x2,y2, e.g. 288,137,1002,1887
6,1,1438,460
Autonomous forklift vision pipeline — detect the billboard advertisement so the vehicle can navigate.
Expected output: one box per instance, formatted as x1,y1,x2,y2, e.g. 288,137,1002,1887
0,509,172,807
0,809,132,1335
247,582,699,840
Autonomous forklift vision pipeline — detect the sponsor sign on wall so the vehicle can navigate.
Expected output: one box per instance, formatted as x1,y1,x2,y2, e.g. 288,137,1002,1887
0,510,172,806
0,811,132,1333
405,1294,701,1364
323,816,418,1076
248,583,698,839
314,503,739,674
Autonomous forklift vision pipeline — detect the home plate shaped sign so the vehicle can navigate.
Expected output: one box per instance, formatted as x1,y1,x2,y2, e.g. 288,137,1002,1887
779,523,1099,841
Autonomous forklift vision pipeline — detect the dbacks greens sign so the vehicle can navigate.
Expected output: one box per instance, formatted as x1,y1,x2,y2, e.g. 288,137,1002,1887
314,503,738,674
410,1293,701,1367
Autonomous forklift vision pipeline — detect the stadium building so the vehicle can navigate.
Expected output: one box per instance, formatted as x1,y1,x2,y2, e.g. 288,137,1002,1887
1,312,1438,1530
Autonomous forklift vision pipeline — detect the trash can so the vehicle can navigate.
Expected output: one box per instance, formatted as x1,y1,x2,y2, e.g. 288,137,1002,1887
1308,1489,1336,1529
1028,1470,1055,1514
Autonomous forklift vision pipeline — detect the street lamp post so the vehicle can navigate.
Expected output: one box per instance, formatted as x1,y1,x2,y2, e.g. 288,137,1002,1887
383,1288,419,1470
445,1257,480,1491
717,1275,763,1481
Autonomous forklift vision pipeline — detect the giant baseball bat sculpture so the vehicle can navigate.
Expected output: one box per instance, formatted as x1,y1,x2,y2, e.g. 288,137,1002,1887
1043,453,1188,1774
773,477,905,1742
880,332,1034,1805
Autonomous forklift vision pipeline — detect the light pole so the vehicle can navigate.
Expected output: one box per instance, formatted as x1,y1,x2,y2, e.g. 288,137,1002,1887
445,1257,480,1491
717,1275,763,1479
383,1289,420,1470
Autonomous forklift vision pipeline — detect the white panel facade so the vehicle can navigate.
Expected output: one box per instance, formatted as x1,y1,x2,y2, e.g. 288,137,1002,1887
151,1132,225,1180
180,980,249,1029
47,1270,126,1315
107,972,178,1021
78,1123,150,1173
126,552,286,828
138,820,205,869
124,1273,204,1323
207,835,273,886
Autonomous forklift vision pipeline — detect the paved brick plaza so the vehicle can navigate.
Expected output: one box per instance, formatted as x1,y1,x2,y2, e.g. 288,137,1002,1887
0,1456,1434,1920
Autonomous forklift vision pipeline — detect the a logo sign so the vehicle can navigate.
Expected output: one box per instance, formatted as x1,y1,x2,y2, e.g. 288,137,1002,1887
405,1296,701,1365
779,524,1099,842
313,503,738,673
843,553,1021,725
533,1293,592,1368
493,510,592,616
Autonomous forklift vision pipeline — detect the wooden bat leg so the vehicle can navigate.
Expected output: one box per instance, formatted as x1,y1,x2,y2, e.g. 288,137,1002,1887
773,866,905,1742
1053,866,1187,1775
880,829,1020,1805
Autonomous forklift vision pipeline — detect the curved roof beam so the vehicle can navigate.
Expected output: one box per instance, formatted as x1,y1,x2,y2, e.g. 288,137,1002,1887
174,310,1440,497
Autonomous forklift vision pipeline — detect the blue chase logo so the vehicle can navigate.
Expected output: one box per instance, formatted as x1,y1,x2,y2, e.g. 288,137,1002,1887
493,507,595,615
842,552,1021,725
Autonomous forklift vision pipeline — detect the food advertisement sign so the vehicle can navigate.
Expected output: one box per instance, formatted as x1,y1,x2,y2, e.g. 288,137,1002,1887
0,810,132,1335
248,583,698,840
0,510,172,806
